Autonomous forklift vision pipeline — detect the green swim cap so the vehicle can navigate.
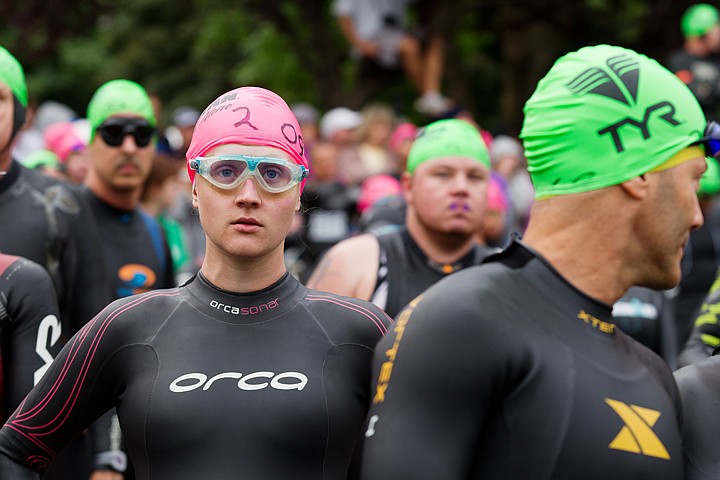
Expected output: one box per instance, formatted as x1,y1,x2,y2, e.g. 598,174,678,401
520,44,705,199
23,150,59,170
87,79,156,142
682,4,720,38
0,46,27,108
699,157,720,197
406,119,490,173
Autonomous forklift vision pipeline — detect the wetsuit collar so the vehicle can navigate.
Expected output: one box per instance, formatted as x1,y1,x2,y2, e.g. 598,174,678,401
401,228,478,275
495,238,614,311
183,271,305,325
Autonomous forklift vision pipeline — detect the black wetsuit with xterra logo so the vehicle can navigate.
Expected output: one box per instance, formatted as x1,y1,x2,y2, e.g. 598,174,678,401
361,239,683,480
0,254,62,424
370,228,496,318
0,272,392,479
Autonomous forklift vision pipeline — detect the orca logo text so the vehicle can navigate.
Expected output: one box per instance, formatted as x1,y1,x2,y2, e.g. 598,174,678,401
169,371,308,393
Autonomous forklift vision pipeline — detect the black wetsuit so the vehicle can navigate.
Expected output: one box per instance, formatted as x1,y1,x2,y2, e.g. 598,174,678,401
370,228,496,318
674,353,720,479
82,189,175,300
0,160,110,337
0,254,62,423
361,240,683,479
0,272,391,479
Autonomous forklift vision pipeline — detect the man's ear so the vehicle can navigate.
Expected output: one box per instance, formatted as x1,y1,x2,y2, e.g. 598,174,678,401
619,174,651,200
401,171,413,203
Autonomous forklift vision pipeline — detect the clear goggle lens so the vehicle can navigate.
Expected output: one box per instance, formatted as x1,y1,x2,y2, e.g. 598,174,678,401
190,155,308,193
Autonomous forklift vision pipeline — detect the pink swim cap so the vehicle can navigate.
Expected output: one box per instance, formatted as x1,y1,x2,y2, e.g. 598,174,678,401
357,174,402,214
487,175,509,212
44,121,86,164
186,86,309,189
388,122,418,152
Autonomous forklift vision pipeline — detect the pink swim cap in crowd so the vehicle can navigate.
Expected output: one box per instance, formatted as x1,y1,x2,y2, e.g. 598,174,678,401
186,86,309,190
44,121,86,164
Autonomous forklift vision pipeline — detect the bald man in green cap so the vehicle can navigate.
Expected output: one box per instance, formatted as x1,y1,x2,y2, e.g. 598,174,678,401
668,3,720,120
360,44,707,479
79,79,174,480
307,118,496,318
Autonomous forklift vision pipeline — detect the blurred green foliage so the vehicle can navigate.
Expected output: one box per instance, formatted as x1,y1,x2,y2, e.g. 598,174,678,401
0,0,707,133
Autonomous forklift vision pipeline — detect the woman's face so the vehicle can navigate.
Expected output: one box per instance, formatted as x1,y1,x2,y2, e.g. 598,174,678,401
192,144,302,261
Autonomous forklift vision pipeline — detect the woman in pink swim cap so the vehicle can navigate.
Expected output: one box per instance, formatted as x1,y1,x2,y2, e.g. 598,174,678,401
0,86,391,479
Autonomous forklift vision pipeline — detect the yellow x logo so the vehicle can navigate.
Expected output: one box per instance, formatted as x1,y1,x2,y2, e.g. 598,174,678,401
605,398,670,460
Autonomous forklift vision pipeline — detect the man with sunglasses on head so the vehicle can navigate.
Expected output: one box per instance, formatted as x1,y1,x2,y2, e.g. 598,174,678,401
81,79,174,480
361,45,708,479
0,46,111,480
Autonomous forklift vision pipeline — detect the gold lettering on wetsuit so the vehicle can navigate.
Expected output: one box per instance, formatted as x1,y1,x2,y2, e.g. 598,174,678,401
372,295,423,404
577,309,615,334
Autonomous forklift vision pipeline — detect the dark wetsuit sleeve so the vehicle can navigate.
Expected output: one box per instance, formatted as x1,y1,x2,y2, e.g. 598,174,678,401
361,293,505,479
0,303,127,475
678,274,720,367
674,355,720,479
2,258,63,420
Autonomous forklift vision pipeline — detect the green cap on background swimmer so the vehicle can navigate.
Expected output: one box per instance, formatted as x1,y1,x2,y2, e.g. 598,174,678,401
520,44,706,199
699,157,720,198
24,150,59,170
86,79,156,142
0,46,27,108
682,4,720,38
406,118,490,173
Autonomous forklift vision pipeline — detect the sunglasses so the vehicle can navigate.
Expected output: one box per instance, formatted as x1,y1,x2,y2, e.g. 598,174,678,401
97,118,156,148
189,155,309,193
695,121,720,158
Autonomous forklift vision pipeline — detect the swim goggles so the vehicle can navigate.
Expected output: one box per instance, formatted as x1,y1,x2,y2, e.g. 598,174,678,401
695,121,720,158
189,154,309,193
96,118,156,148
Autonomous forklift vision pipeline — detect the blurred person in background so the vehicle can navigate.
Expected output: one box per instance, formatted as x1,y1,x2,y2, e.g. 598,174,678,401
0,45,110,480
319,106,365,186
165,106,200,160
82,78,175,479
141,154,192,284
489,134,534,234
478,173,511,248
355,103,397,179
307,118,496,318
21,149,64,180
674,150,720,353
669,3,720,121
332,0,452,116
44,120,90,184
291,102,320,156
387,121,417,175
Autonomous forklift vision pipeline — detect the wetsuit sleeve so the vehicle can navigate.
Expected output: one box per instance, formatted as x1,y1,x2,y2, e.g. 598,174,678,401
677,274,720,367
0,303,128,475
361,289,512,479
674,355,720,479
3,259,63,419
